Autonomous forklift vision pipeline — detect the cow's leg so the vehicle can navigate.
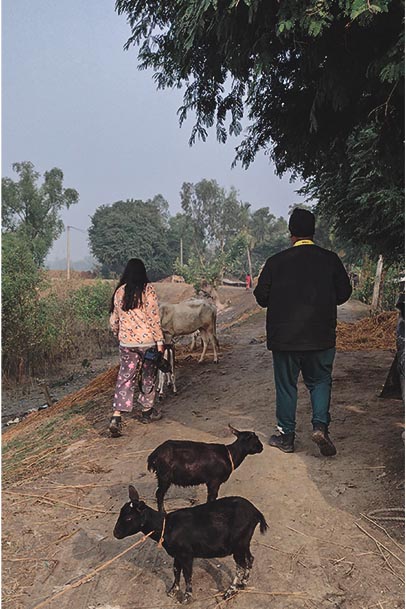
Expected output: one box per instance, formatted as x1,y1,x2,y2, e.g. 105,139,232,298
190,331,197,351
209,330,219,363
170,348,177,394
198,329,209,363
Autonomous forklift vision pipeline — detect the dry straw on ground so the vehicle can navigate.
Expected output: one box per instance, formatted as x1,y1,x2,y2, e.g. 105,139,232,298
336,311,397,351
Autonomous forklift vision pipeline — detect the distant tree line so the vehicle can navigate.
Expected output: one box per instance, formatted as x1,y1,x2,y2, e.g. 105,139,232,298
88,178,292,282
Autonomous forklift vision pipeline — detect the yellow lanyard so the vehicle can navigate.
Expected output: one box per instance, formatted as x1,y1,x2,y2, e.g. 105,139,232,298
293,239,314,246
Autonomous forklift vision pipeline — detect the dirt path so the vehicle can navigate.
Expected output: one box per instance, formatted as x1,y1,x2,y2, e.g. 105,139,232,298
3,295,404,609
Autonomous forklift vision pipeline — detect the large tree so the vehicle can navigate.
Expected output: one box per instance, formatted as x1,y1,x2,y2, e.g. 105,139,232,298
88,196,171,278
2,161,79,266
116,0,404,261
180,179,250,255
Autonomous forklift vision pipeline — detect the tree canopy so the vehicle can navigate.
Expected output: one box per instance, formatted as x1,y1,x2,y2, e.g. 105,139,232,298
2,161,79,266
116,0,404,261
88,197,172,279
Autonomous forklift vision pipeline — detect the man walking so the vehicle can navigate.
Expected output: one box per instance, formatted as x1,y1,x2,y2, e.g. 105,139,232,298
254,208,352,456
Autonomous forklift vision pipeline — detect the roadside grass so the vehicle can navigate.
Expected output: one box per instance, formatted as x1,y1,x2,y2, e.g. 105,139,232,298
2,400,101,486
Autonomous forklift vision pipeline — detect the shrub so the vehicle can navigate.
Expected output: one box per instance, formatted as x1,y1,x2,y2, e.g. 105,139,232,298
2,234,57,379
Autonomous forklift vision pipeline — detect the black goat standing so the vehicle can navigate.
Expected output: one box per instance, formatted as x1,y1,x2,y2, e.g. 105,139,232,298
147,425,263,512
114,485,268,603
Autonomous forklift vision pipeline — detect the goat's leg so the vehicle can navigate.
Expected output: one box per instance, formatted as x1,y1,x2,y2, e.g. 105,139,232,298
155,479,171,513
206,480,220,502
157,370,165,400
167,557,182,601
181,556,194,604
198,329,209,363
223,552,249,600
246,550,254,569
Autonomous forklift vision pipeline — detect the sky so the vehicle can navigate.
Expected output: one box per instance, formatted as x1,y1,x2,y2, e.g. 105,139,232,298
2,0,305,267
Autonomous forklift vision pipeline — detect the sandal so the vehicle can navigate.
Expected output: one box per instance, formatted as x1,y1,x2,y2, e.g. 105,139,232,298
109,415,122,437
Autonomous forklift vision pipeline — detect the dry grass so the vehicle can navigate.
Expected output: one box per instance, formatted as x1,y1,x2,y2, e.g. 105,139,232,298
337,312,397,351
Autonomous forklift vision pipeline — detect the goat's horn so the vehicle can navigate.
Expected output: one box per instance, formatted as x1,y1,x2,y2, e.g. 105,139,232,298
228,424,240,436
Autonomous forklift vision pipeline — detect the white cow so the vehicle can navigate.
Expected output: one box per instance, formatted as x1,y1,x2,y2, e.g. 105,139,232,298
159,300,219,363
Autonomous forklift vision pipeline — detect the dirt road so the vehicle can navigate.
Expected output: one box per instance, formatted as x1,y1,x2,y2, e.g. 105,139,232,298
3,290,404,609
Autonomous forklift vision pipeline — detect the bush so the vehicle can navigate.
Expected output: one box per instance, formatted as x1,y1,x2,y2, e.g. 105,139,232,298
2,238,116,382
2,234,57,379
70,282,115,356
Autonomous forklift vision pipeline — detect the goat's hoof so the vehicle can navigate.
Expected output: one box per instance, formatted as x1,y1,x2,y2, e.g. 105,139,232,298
180,593,192,604
167,587,182,602
223,587,238,600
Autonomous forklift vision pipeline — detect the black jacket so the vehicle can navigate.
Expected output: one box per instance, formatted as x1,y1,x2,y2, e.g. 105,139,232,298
254,244,352,351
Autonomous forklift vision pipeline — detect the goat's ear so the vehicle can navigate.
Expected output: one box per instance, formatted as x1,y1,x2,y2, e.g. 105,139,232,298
228,424,240,437
128,485,139,503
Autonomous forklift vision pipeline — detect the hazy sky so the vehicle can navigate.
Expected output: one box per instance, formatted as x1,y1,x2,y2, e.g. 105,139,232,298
3,0,305,265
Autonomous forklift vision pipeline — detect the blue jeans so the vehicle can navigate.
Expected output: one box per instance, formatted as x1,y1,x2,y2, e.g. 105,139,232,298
272,348,336,434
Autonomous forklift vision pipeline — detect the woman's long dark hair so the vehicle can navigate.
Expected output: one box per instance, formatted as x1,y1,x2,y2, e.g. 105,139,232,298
109,258,149,313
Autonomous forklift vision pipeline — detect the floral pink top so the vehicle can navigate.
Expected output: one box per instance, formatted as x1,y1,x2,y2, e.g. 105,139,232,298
109,283,164,347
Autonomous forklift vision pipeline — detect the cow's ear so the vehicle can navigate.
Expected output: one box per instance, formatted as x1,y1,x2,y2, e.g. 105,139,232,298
228,424,240,437
129,485,139,503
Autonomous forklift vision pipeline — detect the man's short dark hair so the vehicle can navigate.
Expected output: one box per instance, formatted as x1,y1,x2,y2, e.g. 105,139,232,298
288,208,315,237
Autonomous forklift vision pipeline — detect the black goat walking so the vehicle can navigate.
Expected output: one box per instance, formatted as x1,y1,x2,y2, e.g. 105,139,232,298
114,485,268,603
147,425,263,512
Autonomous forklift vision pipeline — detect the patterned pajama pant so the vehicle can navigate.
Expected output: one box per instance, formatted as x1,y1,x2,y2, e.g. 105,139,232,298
113,346,157,413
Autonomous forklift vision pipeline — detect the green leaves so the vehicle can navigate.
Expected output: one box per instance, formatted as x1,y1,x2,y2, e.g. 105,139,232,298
116,0,403,263
88,197,172,279
2,161,79,266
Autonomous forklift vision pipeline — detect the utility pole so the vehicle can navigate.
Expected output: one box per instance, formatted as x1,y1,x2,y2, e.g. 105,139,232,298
180,238,183,266
66,225,71,280
247,246,253,281
371,254,384,311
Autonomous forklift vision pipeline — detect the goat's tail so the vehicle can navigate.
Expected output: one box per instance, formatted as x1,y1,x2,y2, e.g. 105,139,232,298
147,449,159,473
258,511,268,534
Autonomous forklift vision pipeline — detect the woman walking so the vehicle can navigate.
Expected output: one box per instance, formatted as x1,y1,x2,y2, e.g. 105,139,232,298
109,258,165,437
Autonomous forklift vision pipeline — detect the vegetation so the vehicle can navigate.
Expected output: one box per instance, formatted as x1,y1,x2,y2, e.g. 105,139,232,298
116,0,404,262
88,196,171,278
2,161,79,265
353,259,403,311
88,178,289,285
2,244,115,382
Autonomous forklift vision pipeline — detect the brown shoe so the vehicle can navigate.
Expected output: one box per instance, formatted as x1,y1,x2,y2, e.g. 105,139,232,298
312,424,336,456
